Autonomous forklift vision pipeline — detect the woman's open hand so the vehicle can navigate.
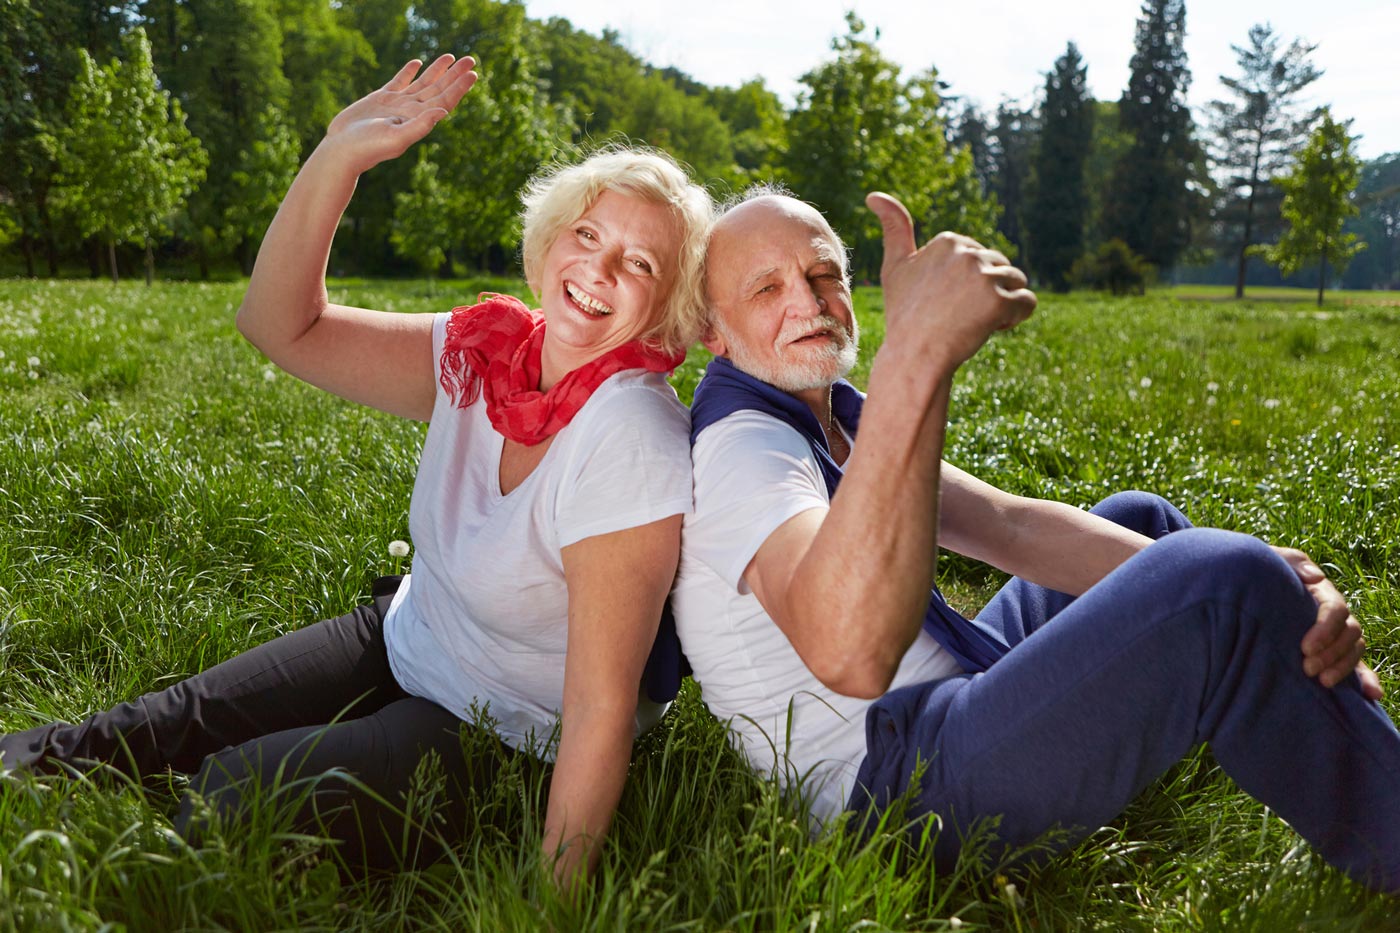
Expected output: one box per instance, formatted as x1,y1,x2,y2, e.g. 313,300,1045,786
321,55,479,175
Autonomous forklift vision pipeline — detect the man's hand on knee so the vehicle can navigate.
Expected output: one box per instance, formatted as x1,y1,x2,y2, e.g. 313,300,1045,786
1273,545,1384,700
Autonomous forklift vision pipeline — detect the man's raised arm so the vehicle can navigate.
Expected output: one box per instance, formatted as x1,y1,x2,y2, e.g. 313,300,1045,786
744,194,1035,698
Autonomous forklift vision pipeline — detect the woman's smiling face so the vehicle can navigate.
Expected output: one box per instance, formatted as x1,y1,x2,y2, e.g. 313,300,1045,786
537,188,682,383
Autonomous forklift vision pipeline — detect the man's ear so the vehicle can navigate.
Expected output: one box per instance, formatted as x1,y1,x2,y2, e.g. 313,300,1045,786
700,325,727,357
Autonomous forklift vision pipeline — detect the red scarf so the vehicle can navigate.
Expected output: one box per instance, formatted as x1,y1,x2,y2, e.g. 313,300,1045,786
438,294,686,446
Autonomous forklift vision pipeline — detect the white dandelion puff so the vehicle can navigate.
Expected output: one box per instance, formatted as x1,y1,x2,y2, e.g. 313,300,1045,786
1139,376,1152,388
1206,381,1219,393
27,356,40,368
263,368,276,382
388,540,411,558
1262,398,1280,409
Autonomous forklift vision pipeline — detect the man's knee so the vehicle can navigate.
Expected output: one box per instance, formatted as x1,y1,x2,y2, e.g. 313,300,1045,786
1089,490,1189,538
1142,528,1313,635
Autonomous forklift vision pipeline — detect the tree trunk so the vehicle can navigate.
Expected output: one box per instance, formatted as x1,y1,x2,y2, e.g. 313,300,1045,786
45,233,59,277
145,236,155,286
1234,187,1257,300
1317,253,1328,307
108,239,119,283
86,237,102,278
20,234,34,278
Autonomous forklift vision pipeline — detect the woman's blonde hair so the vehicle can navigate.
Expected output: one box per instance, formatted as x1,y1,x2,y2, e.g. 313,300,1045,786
520,146,714,355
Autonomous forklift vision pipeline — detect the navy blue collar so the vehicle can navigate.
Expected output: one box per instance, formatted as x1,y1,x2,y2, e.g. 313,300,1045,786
690,356,864,497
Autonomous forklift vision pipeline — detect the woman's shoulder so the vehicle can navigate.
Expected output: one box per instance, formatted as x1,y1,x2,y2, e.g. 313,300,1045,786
578,369,691,435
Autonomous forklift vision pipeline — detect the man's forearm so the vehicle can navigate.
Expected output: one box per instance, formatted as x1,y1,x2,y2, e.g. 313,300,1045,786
784,344,960,696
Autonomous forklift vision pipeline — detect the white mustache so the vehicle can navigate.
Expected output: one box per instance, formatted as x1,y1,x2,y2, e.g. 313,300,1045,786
781,315,852,345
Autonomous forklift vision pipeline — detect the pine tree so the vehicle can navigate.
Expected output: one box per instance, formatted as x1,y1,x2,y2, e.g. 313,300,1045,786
1026,43,1094,291
1208,24,1323,298
1257,111,1365,306
989,103,1036,261
1102,0,1198,271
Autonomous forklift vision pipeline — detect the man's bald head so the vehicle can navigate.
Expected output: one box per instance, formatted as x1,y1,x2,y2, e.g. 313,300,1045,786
705,192,848,308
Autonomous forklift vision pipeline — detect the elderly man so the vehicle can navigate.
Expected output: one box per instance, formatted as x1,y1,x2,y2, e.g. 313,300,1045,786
669,187,1400,890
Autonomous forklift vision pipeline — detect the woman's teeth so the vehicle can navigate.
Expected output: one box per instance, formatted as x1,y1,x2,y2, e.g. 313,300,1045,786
566,284,614,316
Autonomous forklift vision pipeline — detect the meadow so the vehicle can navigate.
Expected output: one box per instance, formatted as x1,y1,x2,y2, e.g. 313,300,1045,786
1,277,1399,930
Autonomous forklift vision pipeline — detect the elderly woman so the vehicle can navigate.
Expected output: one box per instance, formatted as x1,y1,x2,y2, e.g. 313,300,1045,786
0,55,711,887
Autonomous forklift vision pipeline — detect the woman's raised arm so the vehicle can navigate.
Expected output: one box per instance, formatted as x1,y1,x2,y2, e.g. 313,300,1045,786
236,55,478,421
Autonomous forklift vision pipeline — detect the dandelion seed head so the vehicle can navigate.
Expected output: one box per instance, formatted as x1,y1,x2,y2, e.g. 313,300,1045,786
388,539,411,558
1263,398,1280,409
1139,376,1152,388
1206,396,1217,406
949,919,964,929
27,356,40,368
28,370,39,380
1206,382,1219,393
263,368,276,382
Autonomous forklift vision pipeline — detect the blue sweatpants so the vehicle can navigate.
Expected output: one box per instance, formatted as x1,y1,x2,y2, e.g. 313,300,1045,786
850,491,1400,891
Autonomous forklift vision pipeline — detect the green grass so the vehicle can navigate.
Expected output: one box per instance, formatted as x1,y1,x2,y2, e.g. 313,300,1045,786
2,278,1399,930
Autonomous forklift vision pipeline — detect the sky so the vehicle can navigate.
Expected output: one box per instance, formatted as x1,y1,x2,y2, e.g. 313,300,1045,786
521,0,1399,160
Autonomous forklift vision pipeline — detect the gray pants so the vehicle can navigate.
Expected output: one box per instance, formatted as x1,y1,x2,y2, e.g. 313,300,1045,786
0,578,516,870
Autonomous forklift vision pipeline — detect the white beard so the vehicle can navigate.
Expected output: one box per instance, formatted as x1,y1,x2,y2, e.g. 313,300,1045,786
717,314,859,393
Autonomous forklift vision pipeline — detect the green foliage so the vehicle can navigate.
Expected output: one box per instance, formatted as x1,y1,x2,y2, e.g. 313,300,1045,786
1026,42,1094,292
989,102,1037,259
1342,152,1400,290
1071,238,1155,295
707,79,789,182
3,279,1400,928
533,16,738,188
270,0,378,159
1255,111,1366,305
391,153,451,275
50,30,208,283
783,13,1004,278
1102,0,1200,271
1208,24,1324,298
150,0,299,277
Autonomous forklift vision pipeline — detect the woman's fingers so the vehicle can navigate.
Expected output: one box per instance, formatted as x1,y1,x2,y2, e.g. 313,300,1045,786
384,59,423,92
410,53,460,96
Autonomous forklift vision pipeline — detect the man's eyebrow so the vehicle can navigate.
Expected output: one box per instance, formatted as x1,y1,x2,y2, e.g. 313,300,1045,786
739,266,779,292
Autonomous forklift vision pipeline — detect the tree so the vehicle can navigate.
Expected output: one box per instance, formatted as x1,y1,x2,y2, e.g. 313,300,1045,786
1342,153,1400,290
1026,43,1094,291
708,78,788,182
391,152,451,282
390,0,564,272
989,102,1036,261
782,13,1003,277
950,104,995,195
147,0,299,277
1207,24,1323,298
0,0,133,276
1256,111,1365,306
51,30,208,284
1101,0,1199,272
271,0,378,159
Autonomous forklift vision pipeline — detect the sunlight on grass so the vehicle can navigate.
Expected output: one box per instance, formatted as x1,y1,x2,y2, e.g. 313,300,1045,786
2,279,1398,928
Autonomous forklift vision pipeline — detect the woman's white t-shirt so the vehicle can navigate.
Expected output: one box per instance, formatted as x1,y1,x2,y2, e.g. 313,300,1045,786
383,312,693,756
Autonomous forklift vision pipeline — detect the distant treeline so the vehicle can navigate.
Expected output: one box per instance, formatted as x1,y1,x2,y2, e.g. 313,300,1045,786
2,0,1396,291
